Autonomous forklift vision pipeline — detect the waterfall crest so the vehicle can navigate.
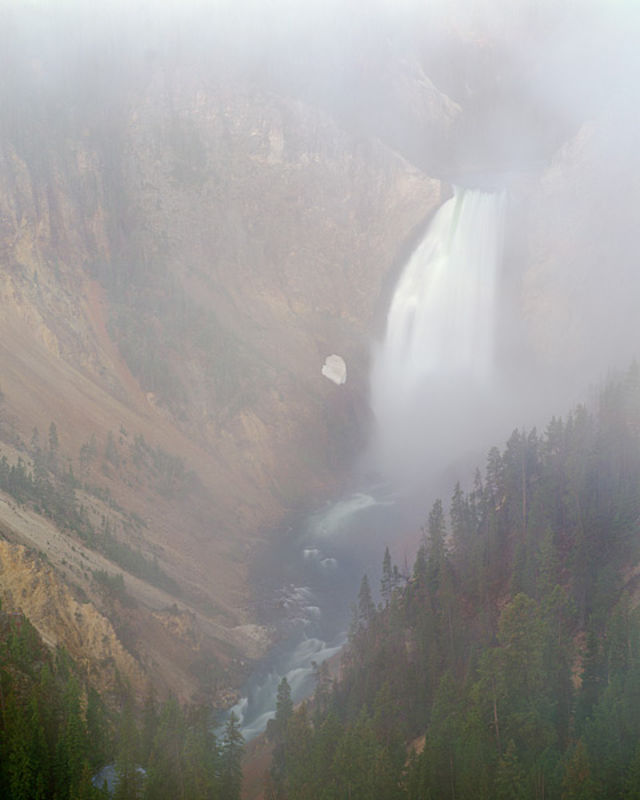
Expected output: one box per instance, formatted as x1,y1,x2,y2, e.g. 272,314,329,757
370,186,506,482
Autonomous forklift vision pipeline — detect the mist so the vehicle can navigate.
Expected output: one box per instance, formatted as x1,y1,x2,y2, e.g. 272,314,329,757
4,2,639,512
6,0,639,397
4,0,640,739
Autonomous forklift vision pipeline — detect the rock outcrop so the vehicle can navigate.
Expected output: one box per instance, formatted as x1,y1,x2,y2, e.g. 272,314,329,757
0,537,146,696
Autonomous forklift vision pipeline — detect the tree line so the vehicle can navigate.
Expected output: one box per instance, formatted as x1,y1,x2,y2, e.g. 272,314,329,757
265,364,640,799
0,606,242,799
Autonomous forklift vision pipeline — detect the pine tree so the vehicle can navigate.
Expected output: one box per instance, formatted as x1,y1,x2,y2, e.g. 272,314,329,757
69,761,101,800
183,707,219,800
275,677,293,732
114,700,143,800
220,712,243,800
381,547,394,607
485,446,504,506
495,739,527,800
450,482,470,554
86,687,110,770
48,421,59,472
624,742,640,800
268,677,293,795
561,739,599,800
357,574,375,629
144,696,186,800
576,627,604,730
284,704,314,800
312,660,332,720
57,676,87,795
427,499,446,593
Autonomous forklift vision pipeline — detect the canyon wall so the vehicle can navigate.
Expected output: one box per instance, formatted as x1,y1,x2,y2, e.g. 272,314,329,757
0,63,443,700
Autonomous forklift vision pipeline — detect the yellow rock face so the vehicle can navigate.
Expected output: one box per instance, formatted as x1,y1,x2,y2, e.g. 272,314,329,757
0,538,146,696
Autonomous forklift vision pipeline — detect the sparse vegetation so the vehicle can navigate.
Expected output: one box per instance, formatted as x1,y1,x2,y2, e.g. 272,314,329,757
130,434,195,498
0,422,180,598
98,520,181,598
92,570,133,606
79,434,99,473
0,453,94,539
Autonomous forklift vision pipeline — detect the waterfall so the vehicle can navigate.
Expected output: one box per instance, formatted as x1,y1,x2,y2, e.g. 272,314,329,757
227,186,506,741
370,186,506,482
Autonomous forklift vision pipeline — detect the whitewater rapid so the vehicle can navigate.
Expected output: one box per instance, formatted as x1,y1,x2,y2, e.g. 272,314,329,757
224,486,407,739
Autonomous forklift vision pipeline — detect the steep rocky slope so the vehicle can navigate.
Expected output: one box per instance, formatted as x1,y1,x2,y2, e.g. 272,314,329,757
0,48,443,701
0,536,146,696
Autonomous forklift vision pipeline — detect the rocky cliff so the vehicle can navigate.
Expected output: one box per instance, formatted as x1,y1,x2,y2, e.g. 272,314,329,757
0,12,445,702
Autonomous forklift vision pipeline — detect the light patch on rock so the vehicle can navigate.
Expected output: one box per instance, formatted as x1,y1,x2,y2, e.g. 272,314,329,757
230,624,273,659
321,354,347,385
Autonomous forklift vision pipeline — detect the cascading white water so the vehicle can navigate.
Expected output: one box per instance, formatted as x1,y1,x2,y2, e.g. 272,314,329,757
370,186,506,482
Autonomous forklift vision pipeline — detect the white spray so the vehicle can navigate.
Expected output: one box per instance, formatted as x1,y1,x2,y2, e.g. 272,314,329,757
370,187,507,483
